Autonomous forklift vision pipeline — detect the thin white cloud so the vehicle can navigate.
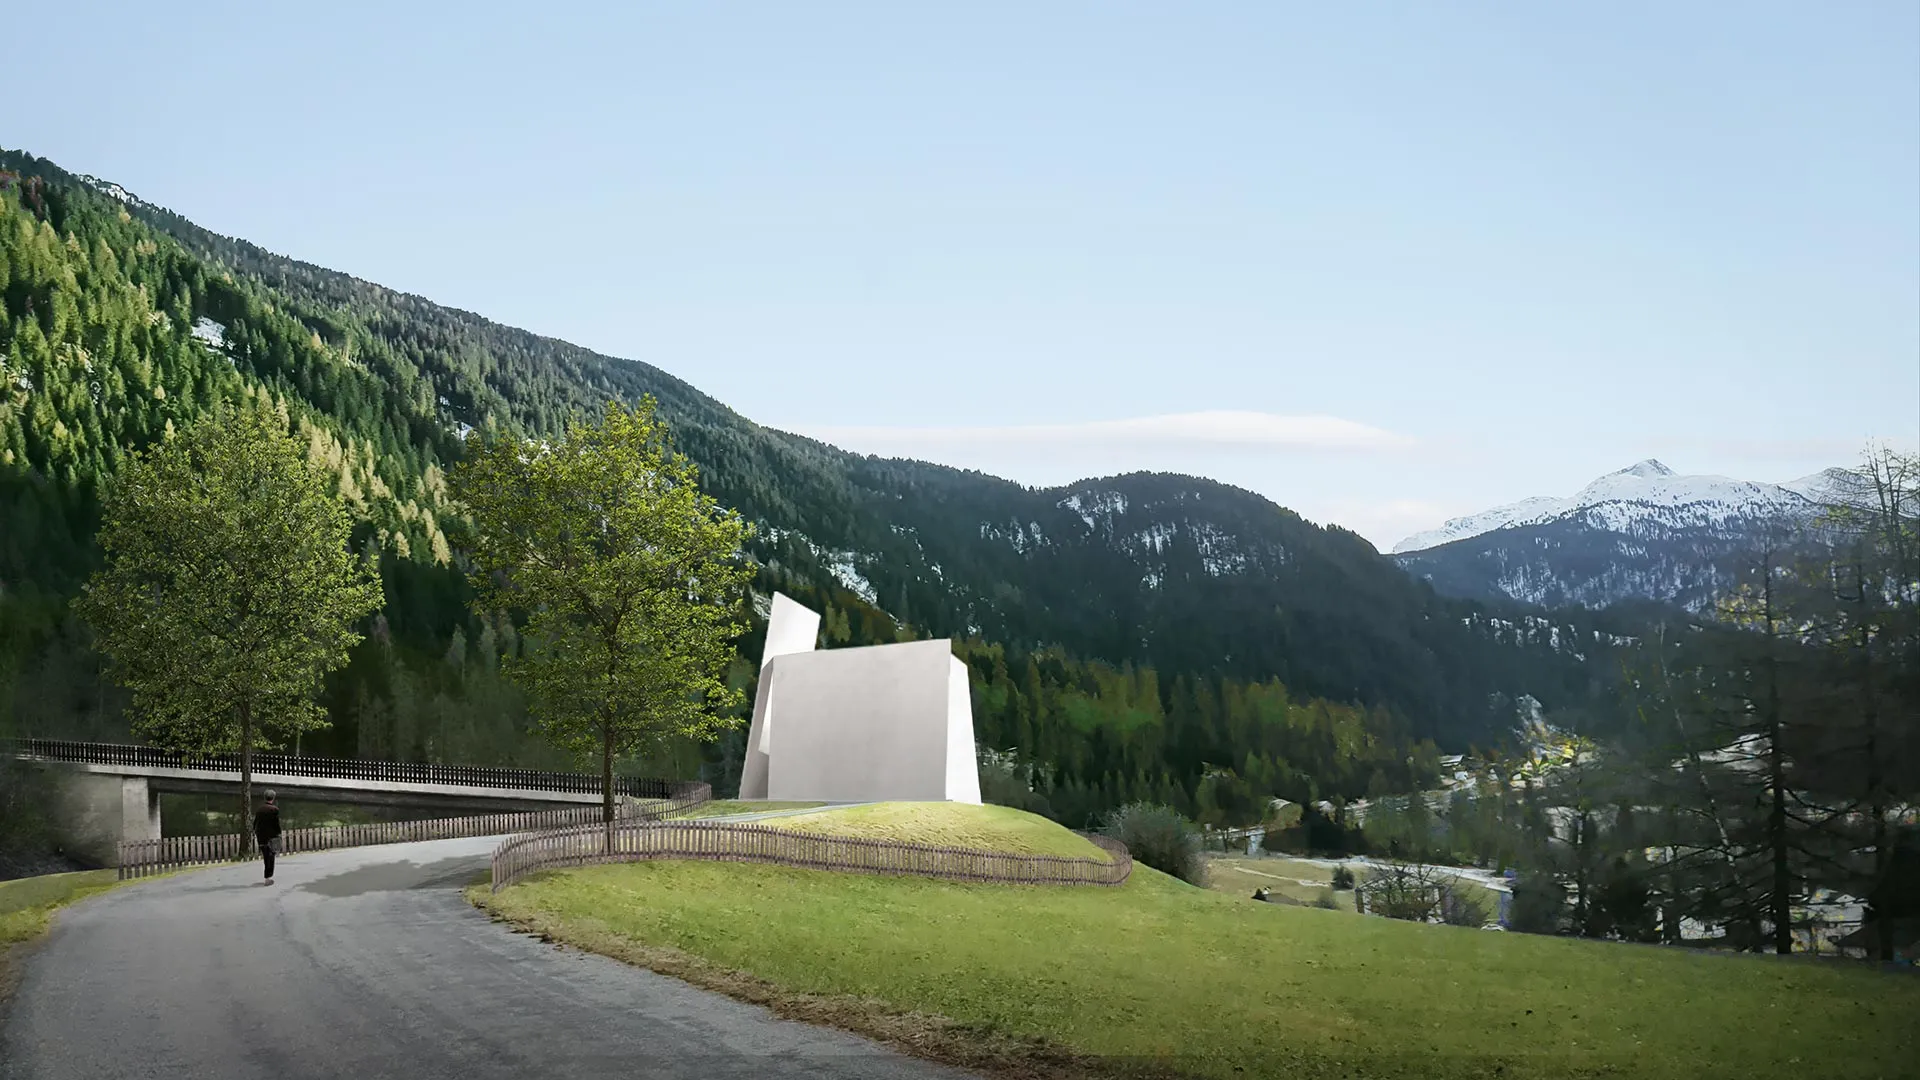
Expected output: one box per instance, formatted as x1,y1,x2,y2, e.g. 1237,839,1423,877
789,410,1416,455
1301,497,1467,551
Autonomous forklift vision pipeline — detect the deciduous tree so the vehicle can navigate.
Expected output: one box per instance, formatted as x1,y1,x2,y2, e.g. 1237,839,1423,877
452,398,753,826
76,405,383,844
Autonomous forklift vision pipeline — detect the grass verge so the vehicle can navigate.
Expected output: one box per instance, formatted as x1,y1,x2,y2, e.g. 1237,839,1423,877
0,870,122,947
472,857,1916,1080
773,801,1110,859
668,800,826,820
0,869,127,1013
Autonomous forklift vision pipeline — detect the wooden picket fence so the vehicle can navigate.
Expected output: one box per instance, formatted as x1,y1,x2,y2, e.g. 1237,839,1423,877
116,782,711,880
489,818,1133,892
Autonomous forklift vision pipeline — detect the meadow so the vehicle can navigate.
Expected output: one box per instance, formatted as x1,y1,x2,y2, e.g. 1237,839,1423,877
474,804,1915,1079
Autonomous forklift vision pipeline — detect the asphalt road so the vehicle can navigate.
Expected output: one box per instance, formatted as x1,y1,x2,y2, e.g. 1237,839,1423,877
0,835,975,1080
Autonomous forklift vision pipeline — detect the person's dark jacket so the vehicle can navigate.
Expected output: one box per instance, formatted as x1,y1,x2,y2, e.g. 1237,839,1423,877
253,804,281,846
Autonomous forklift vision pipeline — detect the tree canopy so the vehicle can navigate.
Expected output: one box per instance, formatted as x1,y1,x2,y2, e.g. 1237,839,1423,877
74,404,383,831
453,398,753,821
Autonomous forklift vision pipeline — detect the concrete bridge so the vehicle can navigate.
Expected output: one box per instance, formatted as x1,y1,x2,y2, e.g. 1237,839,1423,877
6,739,668,866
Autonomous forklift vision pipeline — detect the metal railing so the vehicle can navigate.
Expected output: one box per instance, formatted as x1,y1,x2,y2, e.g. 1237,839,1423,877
489,819,1133,892
117,781,712,879
10,737,678,797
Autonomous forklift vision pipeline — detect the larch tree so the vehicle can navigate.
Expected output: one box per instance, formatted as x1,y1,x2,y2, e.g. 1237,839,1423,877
451,397,753,828
75,405,384,847
1800,448,1920,960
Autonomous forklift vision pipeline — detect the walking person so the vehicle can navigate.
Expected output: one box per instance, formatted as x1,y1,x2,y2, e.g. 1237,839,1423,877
254,790,282,886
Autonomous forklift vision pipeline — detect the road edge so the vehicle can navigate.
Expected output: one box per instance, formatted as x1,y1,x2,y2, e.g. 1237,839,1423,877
0,865,208,1023
0,940,27,1022
0,872,116,1026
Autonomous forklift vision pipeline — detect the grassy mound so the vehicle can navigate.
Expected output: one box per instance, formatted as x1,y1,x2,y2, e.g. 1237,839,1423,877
771,801,1109,860
475,860,1916,1080
669,800,825,820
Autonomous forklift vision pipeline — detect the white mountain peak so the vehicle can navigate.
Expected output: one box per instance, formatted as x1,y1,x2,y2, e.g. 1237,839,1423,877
1614,459,1674,479
1783,467,1850,501
1392,460,1828,554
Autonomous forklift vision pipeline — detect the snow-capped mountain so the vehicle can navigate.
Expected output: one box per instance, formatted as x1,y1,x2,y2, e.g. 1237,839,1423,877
1391,460,1840,612
1393,460,1825,555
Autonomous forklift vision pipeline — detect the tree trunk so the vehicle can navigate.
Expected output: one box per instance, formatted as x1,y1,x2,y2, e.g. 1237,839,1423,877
1571,810,1586,934
1663,855,1682,945
1765,575,1792,955
1655,622,1743,908
1854,568,1895,963
239,699,255,858
1869,801,1892,962
1767,732,1790,955
602,720,616,855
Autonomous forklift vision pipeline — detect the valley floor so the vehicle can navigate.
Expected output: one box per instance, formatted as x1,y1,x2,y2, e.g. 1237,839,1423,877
1206,852,1506,916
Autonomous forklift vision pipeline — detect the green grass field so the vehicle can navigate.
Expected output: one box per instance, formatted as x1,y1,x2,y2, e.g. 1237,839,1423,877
1208,855,1503,920
1209,854,1355,909
668,800,826,820
473,804,1915,1079
773,801,1110,859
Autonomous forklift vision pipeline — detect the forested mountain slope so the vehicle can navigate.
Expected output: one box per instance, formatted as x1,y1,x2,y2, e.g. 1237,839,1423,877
0,147,1630,824
831,465,1623,739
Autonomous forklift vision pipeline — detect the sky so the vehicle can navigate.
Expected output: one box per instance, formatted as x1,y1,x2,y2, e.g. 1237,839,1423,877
8,2,1916,548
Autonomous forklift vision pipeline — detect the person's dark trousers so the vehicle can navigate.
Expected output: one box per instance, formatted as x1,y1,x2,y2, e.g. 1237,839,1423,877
260,839,276,880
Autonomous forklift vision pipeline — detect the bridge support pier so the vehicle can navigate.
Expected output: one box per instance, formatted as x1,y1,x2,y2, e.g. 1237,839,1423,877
56,771,161,867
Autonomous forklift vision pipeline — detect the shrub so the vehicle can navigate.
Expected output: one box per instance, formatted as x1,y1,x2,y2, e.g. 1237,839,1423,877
1439,884,1490,927
1330,864,1355,890
1508,873,1568,935
1314,888,1340,910
1100,802,1209,887
1591,857,1658,942
1360,860,1444,922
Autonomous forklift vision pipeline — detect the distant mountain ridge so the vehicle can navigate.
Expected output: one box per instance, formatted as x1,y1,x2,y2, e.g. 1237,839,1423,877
1393,459,1833,554
1392,459,1842,612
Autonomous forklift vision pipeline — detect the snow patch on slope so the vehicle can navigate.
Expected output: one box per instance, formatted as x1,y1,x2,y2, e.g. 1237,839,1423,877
1059,490,1129,531
754,526,880,607
824,555,878,605
77,173,151,209
191,317,227,349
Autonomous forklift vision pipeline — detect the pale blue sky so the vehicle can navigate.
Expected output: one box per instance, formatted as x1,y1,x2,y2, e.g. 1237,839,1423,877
10,2,1917,546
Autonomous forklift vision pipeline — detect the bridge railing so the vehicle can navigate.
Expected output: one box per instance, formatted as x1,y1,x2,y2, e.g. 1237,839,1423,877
117,781,711,880
489,819,1133,892
8,737,679,797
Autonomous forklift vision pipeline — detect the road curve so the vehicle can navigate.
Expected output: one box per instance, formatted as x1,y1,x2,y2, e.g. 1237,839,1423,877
0,835,974,1080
